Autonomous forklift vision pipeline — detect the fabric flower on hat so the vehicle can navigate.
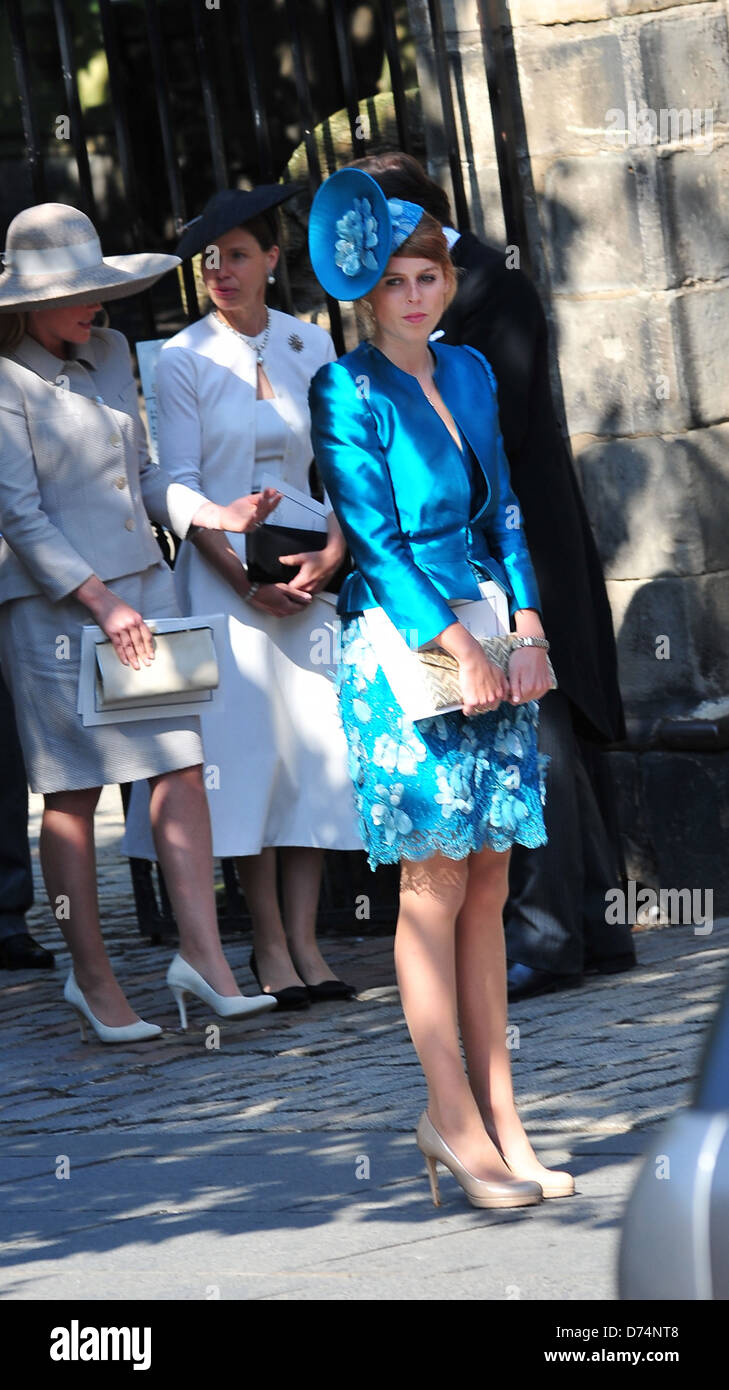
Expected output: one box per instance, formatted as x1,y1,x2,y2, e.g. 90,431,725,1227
387,198,424,251
334,197,379,277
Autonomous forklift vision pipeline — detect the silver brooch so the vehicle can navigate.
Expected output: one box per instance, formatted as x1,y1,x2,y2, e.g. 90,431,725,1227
288,332,304,353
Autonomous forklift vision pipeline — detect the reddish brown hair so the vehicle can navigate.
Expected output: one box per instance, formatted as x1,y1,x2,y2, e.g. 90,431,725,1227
393,211,458,306
356,209,459,337
358,211,458,335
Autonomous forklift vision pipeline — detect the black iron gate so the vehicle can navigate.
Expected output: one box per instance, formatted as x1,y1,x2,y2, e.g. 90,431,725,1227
2,1,486,344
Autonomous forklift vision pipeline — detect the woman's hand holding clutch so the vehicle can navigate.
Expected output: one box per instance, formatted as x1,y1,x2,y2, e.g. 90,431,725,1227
509,607,554,705
437,622,509,717
280,517,348,596
458,649,510,717
507,647,553,705
278,539,345,595
73,575,154,670
274,513,347,597
190,487,282,534
247,581,313,617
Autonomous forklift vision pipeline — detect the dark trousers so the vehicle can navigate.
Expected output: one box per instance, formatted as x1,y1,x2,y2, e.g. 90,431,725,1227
0,668,33,940
505,689,634,975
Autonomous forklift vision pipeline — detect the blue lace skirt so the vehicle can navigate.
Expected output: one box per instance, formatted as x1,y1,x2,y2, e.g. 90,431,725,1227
337,615,549,869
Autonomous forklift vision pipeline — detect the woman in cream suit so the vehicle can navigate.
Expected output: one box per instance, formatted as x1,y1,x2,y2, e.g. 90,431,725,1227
0,202,279,1041
125,188,361,1008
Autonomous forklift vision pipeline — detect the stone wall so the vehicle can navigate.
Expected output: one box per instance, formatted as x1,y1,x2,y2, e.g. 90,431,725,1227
408,0,729,909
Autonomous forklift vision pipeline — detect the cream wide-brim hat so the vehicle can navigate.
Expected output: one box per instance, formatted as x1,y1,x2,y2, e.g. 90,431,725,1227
0,203,180,312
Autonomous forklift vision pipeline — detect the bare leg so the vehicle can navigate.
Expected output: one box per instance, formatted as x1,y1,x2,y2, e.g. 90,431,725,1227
148,765,240,996
280,846,338,984
40,787,139,1026
235,848,305,992
457,844,571,1185
395,853,513,1181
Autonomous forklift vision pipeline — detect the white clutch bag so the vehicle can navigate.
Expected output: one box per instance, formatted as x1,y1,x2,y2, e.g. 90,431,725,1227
95,627,219,710
361,582,511,722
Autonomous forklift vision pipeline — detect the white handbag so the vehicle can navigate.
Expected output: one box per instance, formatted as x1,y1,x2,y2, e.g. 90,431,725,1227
361,582,511,722
95,626,219,710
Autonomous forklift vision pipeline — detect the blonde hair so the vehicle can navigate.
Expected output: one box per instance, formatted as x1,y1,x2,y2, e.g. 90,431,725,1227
0,306,110,357
0,312,28,355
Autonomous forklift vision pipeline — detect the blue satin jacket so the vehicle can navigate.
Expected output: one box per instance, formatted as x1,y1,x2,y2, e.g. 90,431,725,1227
308,339,542,646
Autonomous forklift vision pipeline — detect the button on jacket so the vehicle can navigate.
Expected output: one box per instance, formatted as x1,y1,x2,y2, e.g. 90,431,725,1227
0,328,207,605
308,339,542,647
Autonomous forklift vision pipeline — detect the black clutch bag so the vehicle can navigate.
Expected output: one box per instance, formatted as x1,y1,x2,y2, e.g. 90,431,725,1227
246,523,349,593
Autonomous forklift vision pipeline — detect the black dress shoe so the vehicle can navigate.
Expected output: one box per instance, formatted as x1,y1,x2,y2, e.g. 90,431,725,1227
507,960,582,1002
584,951,636,976
0,932,55,971
304,978,357,1002
249,952,310,1011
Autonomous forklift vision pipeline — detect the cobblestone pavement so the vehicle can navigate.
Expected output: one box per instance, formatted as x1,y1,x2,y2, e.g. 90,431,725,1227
1,786,727,1300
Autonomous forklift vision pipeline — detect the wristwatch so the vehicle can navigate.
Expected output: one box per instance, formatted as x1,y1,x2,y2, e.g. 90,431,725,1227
515,636,550,650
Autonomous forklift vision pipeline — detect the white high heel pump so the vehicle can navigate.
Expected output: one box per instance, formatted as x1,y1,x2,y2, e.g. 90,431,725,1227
64,971,162,1044
166,953,277,1030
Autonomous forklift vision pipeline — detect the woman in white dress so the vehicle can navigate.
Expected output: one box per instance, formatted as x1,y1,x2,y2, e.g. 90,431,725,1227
126,187,362,1007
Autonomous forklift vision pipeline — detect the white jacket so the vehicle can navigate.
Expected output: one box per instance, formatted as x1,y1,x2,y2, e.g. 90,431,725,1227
154,307,336,595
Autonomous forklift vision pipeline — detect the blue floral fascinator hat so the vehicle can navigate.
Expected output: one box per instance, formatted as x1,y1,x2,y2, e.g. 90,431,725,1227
308,168,424,300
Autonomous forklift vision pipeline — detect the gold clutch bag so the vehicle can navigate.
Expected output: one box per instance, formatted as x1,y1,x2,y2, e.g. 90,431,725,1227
417,634,557,714
95,626,219,710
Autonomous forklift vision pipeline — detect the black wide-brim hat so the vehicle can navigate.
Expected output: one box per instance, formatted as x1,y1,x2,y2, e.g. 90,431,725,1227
175,185,300,260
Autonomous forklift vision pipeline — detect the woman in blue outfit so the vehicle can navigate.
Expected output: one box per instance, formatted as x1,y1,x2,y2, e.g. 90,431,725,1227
308,171,574,1208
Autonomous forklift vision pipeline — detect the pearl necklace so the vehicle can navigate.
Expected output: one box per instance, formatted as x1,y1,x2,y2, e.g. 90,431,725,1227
215,308,270,365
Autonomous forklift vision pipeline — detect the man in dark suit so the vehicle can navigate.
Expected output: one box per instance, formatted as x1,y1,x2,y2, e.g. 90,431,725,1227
0,668,55,970
351,153,636,998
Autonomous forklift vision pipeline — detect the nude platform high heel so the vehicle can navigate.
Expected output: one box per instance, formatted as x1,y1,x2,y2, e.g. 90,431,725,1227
64,971,162,1044
167,953,277,1030
483,1119,575,1199
416,1112,543,1209
504,1162,574,1200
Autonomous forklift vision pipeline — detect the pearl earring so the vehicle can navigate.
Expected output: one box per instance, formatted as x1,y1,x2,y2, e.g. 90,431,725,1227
267,273,275,284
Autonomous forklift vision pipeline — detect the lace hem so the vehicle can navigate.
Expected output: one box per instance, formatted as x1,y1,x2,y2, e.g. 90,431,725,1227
355,787,548,870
